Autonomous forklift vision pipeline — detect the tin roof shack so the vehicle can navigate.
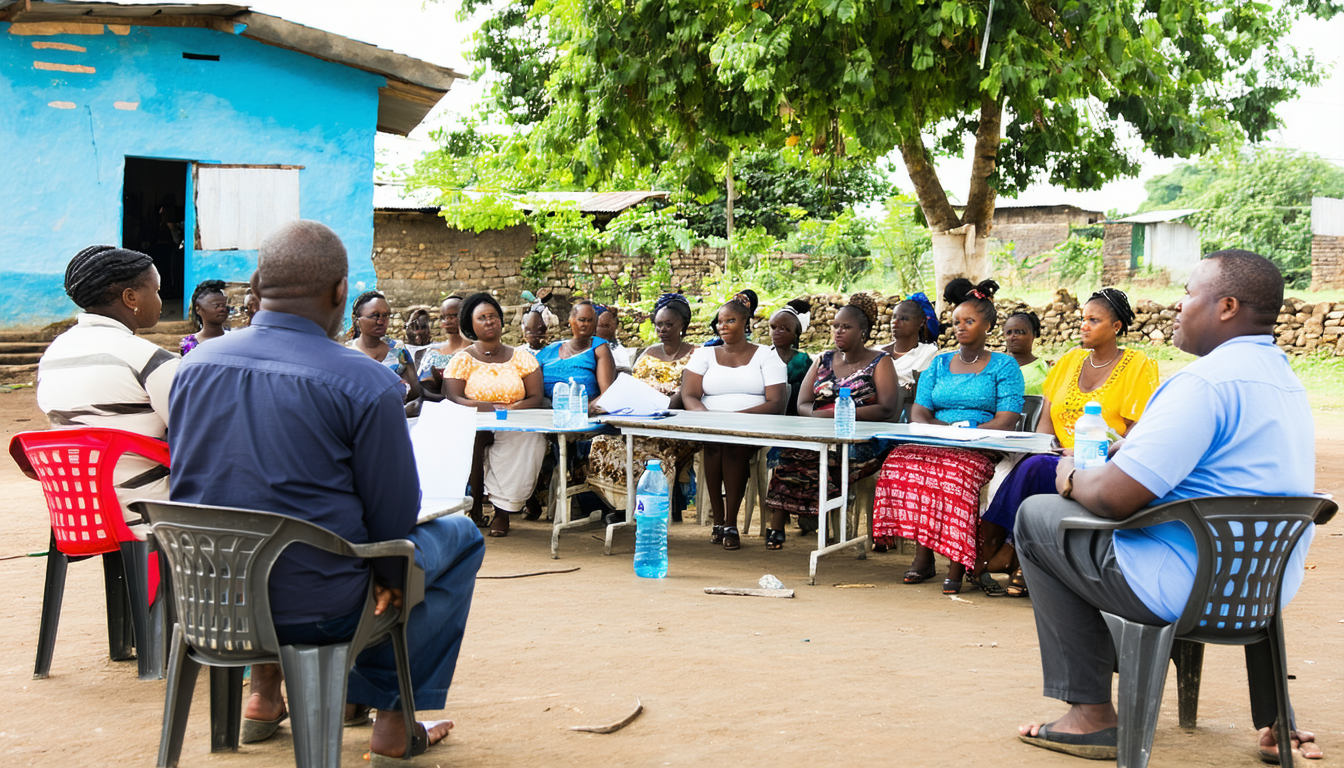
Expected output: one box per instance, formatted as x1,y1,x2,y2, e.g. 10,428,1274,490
1101,209,1202,285
0,1,462,327
979,203,1104,260
1312,196,1344,290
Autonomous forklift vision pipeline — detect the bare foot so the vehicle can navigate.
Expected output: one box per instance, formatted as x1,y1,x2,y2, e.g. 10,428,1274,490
244,663,285,721
370,715,454,758
1260,726,1323,762
1019,702,1118,738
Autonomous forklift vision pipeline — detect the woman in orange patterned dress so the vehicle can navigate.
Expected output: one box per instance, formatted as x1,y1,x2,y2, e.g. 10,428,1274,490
444,292,545,537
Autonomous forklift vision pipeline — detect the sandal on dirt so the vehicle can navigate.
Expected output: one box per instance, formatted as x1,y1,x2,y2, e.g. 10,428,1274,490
902,568,936,585
722,526,741,551
765,529,786,550
367,720,441,768
976,572,1007,597
1006,568,1029,598
488,511,509,538
710,525,725,545
241,707,288,743
942,578,963,595
1018,722,1117,760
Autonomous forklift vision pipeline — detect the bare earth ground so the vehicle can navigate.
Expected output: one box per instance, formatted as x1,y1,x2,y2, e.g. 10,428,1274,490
2,386,1341,768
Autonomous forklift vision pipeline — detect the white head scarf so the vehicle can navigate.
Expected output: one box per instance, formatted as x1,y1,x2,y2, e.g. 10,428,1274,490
779,305,810,335
525,302,558,329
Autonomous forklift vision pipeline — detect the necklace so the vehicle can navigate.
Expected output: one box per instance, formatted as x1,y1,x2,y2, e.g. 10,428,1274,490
958,350,980,365
1088,350,1120,369
479,343,497,357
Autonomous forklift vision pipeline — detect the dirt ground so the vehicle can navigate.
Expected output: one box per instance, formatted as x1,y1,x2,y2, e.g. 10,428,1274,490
2,387,1341,768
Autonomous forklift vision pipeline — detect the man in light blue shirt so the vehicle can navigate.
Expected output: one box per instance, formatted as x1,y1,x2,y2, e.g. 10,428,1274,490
1014,250,1321,763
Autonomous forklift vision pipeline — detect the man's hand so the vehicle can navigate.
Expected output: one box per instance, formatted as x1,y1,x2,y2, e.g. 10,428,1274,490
373,584,404,616
1055,456,1076,496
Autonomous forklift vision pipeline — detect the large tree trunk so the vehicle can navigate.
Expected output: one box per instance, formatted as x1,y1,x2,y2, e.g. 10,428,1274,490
899,97,1004,310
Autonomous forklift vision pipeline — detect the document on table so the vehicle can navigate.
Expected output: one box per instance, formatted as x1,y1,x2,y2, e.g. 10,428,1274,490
592,372,670,416
410,399,475,519
876,424,1035,442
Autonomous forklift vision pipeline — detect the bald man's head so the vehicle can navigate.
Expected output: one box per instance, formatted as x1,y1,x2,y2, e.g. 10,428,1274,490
256,220,348,299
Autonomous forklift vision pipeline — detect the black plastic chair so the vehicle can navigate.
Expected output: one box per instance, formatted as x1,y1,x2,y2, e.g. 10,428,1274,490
133,500,426,768
1058,495,1337,768
1017,394,1045,432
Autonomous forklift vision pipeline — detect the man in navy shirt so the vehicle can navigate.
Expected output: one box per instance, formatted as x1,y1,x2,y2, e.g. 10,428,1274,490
1015,250,1321,763
169,220,483,759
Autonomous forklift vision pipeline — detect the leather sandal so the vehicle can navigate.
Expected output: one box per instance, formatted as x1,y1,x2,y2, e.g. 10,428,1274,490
765,528,786,550
975,572,1007,597
488,511,509,538
1005,568,1029,598
902,567,935,585
710,525,725,545
942,578,962,595
721,526,741,550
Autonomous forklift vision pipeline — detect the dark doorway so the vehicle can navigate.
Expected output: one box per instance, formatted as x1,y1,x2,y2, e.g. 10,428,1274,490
122,158,188,320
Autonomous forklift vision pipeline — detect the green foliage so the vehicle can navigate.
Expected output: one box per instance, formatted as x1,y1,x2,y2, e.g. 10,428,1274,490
781,209,872,289
868,194,933,294
1139,149,1344,288
524,202,609,283
1041,235,1104,286
606,204,695,260
437,192,526,233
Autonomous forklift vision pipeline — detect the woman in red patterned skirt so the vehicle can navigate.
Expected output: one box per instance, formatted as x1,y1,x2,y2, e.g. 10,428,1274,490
871,278,1024,594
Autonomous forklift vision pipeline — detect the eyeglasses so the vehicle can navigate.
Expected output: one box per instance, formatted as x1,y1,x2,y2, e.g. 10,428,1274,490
360,312,391,321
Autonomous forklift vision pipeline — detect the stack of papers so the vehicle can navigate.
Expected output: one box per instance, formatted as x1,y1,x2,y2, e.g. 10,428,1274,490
592,372,670,416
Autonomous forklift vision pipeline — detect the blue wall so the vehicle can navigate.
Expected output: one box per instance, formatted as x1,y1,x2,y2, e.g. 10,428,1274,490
0,22,383,327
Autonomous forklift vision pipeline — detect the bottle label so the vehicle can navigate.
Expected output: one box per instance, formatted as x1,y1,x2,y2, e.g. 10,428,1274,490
1075,437,1109,470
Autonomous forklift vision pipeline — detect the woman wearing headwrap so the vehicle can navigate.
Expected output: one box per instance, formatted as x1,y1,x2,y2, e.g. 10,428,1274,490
976,288,1157,597
36,245,180,537
765,294,899,548
768,298,814,416
521,301,558,352
588,293,699,518
880,295,940,406
180,279,229,354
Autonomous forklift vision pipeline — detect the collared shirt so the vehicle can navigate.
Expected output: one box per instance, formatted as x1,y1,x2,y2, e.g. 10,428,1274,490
37,313,180,528
1111,335,1315,622
168,310,420,625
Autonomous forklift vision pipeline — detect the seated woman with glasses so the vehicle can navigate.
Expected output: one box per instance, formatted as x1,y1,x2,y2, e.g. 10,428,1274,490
347,291,423,412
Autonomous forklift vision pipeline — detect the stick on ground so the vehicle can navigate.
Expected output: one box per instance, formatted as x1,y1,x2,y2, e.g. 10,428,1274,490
569,697,643,734
478,567,581,579
703,587,795,598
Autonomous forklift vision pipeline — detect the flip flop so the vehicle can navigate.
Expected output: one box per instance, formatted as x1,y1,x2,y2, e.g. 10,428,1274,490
976,572,1007,597
1018,722,1117,760
1259,734,1324,764
903,568,935,585
241,707,288,743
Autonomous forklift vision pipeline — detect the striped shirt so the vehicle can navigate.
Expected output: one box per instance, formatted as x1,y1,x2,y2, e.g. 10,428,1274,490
36,313,180,532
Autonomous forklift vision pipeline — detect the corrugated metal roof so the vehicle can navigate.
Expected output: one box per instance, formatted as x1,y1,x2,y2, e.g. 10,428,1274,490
372,186,671,216
1114,209,1201,224
373,183,441,211
0,1,464,136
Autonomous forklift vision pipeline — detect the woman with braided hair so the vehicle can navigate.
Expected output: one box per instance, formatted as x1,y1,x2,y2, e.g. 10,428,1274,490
977,287,1158,597
346,290,422,409
871,278,1025,594
765,293,899,548
180,279,230,354
37,245,180,537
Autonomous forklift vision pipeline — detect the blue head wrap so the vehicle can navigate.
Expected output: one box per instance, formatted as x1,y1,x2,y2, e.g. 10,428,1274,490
908,292,939,340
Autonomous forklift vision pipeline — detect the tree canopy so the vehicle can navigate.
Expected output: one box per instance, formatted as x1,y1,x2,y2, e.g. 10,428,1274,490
1139,149,1344,287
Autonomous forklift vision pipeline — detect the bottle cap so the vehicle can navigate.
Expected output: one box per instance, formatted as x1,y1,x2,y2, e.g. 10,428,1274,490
646,459,662,469
1084,401,1102,415
839,387,851,398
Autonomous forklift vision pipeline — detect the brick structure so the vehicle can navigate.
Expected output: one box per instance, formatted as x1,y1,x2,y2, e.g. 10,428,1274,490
1101,221,1134,285
985,204,1104,260
1311,235,1344,290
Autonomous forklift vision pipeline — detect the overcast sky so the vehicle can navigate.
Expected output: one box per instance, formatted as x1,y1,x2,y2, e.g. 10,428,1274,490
246,0,1344,215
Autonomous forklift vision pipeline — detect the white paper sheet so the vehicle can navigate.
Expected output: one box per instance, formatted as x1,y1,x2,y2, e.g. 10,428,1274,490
592,372,670,416
409,400,476,518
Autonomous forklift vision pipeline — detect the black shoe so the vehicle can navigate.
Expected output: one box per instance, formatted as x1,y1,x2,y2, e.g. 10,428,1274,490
603,511,626,526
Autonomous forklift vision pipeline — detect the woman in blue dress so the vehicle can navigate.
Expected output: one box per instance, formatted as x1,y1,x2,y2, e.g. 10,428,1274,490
536,299,617,401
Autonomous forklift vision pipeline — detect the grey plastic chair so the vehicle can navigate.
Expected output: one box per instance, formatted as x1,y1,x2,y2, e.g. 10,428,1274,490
1058,495,1337,768
133,500,426,768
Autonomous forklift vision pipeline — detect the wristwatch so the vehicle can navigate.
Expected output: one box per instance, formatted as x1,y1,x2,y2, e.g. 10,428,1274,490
1060,468,1077,499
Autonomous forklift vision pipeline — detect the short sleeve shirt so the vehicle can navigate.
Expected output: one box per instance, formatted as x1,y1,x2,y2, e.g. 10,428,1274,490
913,351,1025,426
1042,347,1159,447
445,347,539,405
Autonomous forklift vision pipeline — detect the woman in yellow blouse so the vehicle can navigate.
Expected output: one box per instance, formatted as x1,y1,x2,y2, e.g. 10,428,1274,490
976,288,1159,596
588,293,699,520
444,292,545,537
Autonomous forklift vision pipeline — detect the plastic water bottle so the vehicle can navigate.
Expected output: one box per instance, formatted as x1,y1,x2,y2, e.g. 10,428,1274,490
552,380,570,428
634,459,669,578
1074,401,1109,470
834,386,856,438
576,383,588,427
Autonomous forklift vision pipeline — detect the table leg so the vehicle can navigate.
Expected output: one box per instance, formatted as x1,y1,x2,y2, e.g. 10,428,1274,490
550,436,570,558
604,433,637,554
808,444,870,585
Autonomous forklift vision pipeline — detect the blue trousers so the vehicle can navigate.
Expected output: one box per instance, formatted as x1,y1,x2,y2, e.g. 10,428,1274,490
982,453,1061,541
339,516,484,712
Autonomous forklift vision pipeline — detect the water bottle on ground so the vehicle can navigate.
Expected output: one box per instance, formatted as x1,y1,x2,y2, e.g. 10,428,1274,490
552,380,570,428
634,459,670,578
1074,401,1109,470
834,386,856,438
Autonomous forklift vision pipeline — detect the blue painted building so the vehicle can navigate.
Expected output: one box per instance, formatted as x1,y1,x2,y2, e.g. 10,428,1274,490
0,1,461,327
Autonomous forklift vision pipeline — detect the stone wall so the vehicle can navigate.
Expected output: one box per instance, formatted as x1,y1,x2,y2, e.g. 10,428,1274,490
372,211,725,312
1311,235,1344,290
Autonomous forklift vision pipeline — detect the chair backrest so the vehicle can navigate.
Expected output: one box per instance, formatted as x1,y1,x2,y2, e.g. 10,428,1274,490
9,428,171,557
1153,496,1338,638
1018,395,1045,432
135,500,419,666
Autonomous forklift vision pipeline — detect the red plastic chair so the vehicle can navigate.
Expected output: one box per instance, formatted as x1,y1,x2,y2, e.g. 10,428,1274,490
9,427,170,680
